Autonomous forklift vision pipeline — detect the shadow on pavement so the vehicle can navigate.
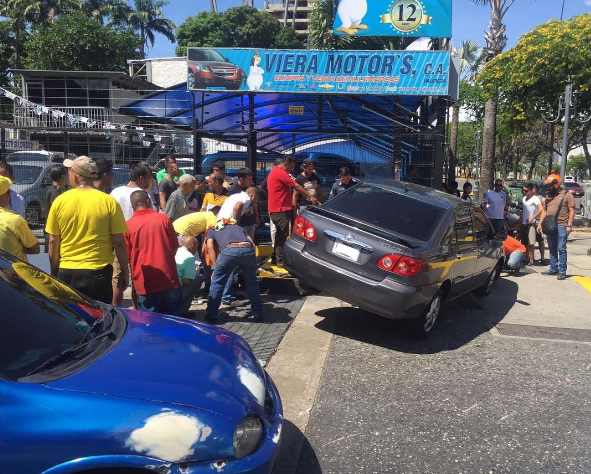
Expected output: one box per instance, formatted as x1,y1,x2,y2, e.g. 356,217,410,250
312,278,519,355
273,420,321,474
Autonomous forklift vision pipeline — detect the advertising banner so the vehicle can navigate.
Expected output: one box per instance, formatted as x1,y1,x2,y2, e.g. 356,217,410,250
187,48,450,96
334,0,452,38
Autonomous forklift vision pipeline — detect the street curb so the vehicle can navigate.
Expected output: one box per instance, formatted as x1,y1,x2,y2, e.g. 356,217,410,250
266,295,342,474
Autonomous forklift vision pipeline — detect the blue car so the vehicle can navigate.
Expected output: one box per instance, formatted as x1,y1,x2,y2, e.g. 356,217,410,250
0,251,282,473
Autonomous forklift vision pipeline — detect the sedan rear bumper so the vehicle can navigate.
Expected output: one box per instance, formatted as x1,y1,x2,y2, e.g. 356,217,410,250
284,239,439,320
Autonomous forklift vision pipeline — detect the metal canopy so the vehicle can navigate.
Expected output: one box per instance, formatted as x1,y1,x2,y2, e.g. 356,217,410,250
119,83,443,158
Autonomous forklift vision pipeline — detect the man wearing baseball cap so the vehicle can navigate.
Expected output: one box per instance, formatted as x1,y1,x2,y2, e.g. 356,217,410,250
0,175,40,260
45,156,129,303
536,174,576,280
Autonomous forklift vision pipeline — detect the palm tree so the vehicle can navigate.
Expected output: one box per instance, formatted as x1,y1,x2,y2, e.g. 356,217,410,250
448,39,483,183
122,0,175,58
469,0,515,194
81,0,131,25
11,0,80,24
0,0,34,68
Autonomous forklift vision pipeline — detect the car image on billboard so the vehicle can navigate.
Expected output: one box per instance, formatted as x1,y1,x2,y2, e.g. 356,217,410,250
187,48,245,91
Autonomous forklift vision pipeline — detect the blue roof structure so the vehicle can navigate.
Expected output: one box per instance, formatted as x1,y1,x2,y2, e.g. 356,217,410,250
120,83,443,160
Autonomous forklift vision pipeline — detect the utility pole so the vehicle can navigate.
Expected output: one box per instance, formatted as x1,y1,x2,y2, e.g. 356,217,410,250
559,80,572,183
210,0,218,12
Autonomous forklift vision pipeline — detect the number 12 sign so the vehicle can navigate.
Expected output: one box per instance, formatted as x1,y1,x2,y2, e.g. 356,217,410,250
334,0,452,38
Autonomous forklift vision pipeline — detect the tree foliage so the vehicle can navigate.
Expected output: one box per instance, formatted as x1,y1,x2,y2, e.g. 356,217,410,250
478,14,591,121
568,154,589,181
175,6,302,55
478,14,591,175
23,11,142,70
120,0,175,58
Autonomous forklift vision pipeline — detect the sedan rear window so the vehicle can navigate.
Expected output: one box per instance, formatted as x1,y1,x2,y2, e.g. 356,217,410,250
323,184,446,241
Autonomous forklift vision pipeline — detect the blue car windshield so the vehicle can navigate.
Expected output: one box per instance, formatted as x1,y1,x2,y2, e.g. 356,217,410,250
0,256,102,381
11,165,44,185
323,184,446,242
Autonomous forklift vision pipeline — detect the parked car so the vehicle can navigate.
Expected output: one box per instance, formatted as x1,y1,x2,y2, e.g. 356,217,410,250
564,181,585,198
6,150,74,164
187,48,244,91
564,175,575,183
283,180,505,336
9,160,54,226
0,250,282,473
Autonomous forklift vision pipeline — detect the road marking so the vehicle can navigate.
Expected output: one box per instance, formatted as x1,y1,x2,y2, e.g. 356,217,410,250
572,276,591,294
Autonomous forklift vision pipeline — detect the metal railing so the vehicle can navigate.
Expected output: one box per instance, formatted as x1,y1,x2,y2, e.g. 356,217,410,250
13,106,113,129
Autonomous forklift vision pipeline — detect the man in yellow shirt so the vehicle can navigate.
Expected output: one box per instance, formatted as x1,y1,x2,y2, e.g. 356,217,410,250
200,174,228,211
173,208,219,242
0,176,40,261
45,156,129,304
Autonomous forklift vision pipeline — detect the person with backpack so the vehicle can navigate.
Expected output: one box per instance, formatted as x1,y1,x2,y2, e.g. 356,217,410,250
537,174,575,280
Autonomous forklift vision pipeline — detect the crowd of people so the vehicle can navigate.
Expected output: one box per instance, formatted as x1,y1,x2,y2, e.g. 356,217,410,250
0,153,579,324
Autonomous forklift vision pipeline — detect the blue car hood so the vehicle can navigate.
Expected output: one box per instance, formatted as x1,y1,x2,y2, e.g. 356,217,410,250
45,309,267,421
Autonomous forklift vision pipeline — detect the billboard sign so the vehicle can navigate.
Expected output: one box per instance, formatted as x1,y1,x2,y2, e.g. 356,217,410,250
334,0,452,38
187,48,450,96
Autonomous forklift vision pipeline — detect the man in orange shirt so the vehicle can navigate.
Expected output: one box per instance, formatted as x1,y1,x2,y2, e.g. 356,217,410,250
503,235,526,271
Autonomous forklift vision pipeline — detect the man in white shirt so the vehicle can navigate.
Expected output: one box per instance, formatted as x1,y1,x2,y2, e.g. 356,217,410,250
110,163,153,306
520,182,543,265
217,187,258,225
109,164,153,220
483,179,511,233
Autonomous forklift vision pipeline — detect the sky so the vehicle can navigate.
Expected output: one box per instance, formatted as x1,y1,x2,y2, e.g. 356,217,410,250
146,0,591,58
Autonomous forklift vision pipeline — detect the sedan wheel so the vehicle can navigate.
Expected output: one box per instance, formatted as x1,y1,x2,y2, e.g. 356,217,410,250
475,262,501,297
412,291,442,338
25,202,41,227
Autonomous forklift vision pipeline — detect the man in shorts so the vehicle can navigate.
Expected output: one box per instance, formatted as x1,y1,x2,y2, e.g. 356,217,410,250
520,183,543,265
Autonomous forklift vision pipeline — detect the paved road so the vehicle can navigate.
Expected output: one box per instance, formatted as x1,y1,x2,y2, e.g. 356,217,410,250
297,290,591,473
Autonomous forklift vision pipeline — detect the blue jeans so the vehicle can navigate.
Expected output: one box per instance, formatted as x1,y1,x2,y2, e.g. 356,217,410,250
546,225,568,274
489,218,504,233
137,287,182,316
207,247,263,319
506,250,524,269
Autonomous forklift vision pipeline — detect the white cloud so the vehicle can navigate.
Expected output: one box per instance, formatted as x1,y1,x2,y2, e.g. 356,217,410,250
586,0,591,7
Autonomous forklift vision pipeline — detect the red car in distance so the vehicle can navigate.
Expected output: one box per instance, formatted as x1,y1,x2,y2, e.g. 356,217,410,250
564,182,585,198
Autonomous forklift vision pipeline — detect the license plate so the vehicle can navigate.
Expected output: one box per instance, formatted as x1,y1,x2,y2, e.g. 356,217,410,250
332,241,360,261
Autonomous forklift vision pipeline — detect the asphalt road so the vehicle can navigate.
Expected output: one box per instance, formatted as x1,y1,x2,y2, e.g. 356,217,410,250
295,291,591,474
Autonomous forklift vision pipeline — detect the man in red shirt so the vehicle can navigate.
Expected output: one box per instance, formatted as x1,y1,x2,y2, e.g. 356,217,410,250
125,190,182,315
267,156,318,266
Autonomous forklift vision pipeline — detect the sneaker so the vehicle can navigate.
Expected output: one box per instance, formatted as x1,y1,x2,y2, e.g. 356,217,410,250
541,270,558,276
557,274,566,281
252,314,264,322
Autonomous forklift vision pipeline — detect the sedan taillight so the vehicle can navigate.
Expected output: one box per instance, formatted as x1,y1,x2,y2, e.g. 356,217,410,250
377,254,425,277
294,215,317,242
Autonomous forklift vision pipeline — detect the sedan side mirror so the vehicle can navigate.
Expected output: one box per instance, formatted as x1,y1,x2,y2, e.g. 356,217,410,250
494,229,507,241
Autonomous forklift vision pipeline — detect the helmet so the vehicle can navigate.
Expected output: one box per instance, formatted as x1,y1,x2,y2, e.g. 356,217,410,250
543,173,561,190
